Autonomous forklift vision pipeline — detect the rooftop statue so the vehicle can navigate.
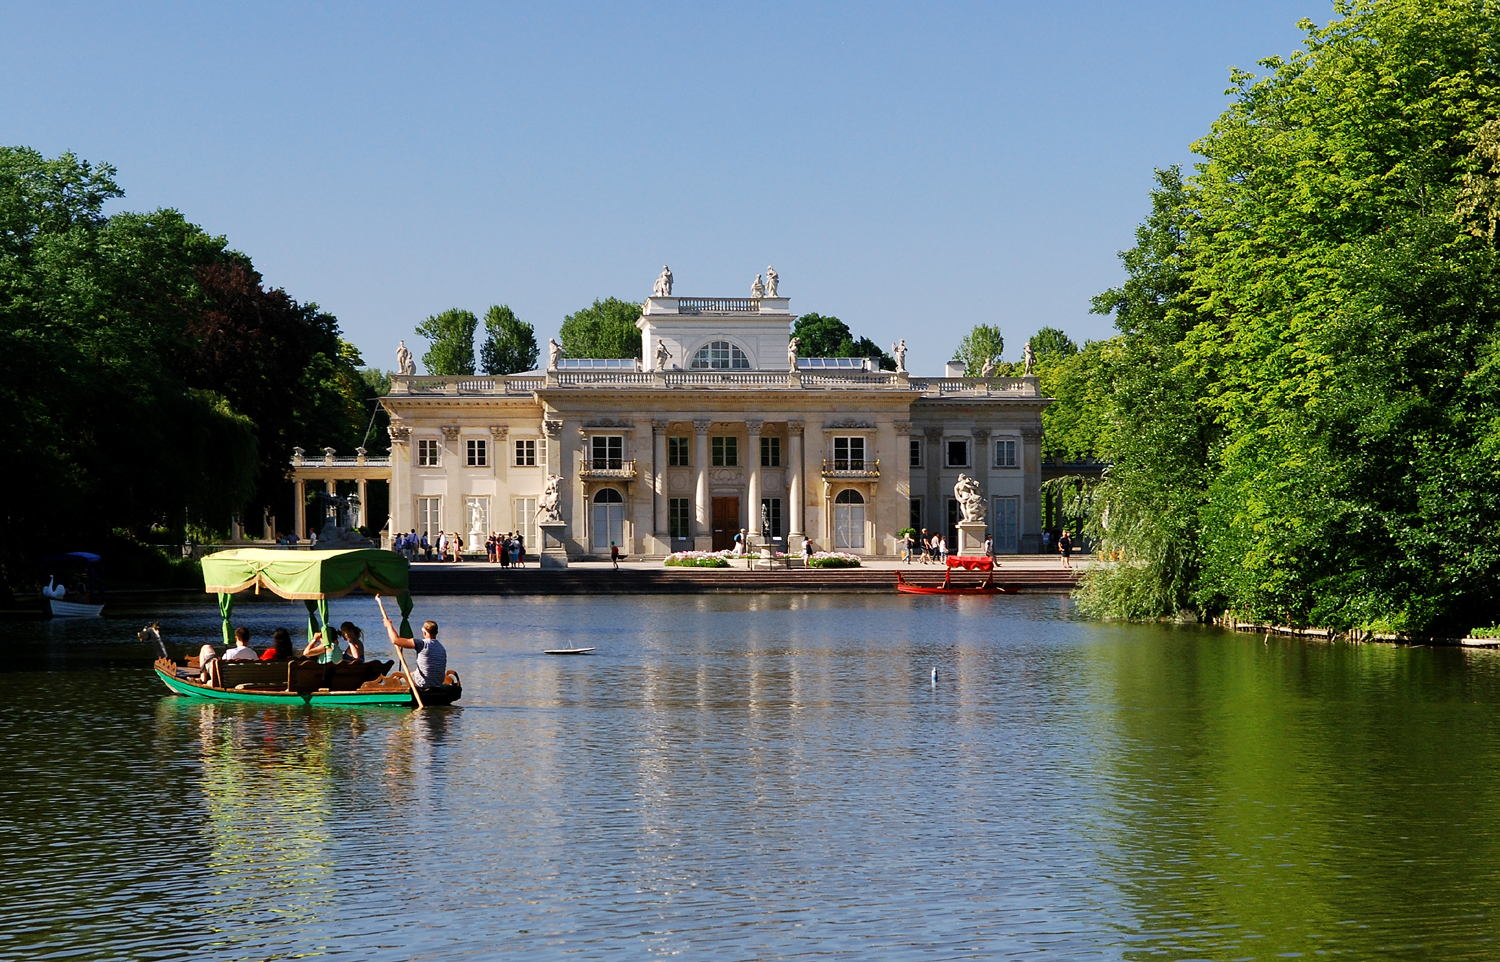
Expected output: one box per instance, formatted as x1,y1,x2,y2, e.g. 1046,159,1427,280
653,265,673,297
1023,342,1035,376
787,336,800,370
547,337,563,371
980,356,997,378
396,340,416,376
954,474,986,524
655,338,671,371
891,339,907,373
765,265,779,297
751,274,766,297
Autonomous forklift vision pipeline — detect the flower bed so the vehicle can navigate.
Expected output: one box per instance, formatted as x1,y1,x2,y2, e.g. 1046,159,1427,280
664,550,731,568
806,551,862,568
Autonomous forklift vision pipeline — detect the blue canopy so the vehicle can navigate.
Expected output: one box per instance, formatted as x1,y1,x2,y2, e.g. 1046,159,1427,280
43,552,101,564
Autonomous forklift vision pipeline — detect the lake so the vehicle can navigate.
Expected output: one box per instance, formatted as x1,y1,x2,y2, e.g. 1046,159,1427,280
5,593,1500,960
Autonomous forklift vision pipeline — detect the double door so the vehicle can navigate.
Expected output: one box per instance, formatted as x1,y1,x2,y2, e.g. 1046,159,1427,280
711,497,740,552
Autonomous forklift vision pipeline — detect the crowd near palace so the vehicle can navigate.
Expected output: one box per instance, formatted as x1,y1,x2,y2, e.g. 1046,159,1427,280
290,269,1051,562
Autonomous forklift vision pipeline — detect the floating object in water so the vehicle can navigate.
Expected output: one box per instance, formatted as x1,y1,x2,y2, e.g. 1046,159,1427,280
545,642,596,655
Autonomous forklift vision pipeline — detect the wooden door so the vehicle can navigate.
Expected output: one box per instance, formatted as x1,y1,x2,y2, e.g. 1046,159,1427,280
711,497,739,551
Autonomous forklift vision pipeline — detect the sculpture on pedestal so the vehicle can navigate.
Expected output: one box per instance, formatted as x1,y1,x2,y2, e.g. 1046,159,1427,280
655,339,671,371
547,338,563,371
954,474,986,523
980,356,997,378
765,265,779,297
891,339,907,373
1023,341,1035,376
787,336,800,370
653,265,673,297
396,340,416,376
538,475,563,522
751,274,765,297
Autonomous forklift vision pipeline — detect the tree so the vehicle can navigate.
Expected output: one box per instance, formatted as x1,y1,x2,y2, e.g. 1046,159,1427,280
1028,327,1078,365
558,297,642,359
479,304,538,374
952,324,1004,373
415,308,477,375
790,313,896,369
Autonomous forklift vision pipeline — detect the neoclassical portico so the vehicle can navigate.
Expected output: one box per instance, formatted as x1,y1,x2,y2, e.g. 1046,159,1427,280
378,284,1050,559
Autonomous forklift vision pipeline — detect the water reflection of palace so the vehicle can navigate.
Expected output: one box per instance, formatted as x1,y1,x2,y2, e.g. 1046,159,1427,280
289,281,1051,559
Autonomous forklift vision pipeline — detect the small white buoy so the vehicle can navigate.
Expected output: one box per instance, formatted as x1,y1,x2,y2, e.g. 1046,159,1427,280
931,666,937,684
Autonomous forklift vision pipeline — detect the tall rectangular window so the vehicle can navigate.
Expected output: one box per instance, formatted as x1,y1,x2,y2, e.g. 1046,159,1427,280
945,439,970,468
993,496,1020,552
514,439,537,466
994,438,1017,468
712,436,738,466
761,436,781,467
591,435,623,470
833,436,865,470
909,498,923,533
910,439,923,468
417,497,441,536
513,497,538,548
759,497,783,539
417,438,441,467
669,498,692,539
668,437,690,466
466,438,488,467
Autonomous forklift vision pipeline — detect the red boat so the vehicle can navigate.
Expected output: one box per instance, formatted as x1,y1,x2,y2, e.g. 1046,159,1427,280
895,556,1010,595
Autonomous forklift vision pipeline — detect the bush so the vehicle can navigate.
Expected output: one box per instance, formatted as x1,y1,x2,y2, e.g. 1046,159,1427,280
807,552,861,568
664,551,731,568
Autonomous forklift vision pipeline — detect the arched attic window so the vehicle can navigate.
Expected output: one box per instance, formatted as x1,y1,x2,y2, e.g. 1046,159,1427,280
690,341,750,369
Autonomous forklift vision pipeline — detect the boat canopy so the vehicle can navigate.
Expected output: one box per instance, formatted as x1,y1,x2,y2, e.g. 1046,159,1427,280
202,548,412,647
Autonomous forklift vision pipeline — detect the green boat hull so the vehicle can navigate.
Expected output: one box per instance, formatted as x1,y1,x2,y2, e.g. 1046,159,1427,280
155,666,414,706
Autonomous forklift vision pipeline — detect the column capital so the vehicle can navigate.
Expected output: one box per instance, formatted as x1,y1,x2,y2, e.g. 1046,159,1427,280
489,424,508,440
894,420,912,436
1020,426,1044,442
440,425,460,442
543,418,562,439
973,426,992,440
693,418,712,435
652,419,670,432
745,419,763,434
387,425,411,444
924,426,943,442
786,420,804,437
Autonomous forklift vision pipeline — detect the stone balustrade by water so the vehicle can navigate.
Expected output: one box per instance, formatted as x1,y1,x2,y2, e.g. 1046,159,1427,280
388,372,1040,396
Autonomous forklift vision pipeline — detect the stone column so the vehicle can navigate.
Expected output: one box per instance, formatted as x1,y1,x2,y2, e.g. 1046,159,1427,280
746,419,763,545
924,426,944,538
694,418,711,550
787,420,805,543
972,425,991,528
356,478,368,528
293,478,306,538
652,420,669,543
1021,425,1044,553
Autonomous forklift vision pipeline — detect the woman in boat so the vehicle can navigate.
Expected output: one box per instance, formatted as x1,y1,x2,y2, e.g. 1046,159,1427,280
259,627,295,661
302,628,344,663
339,622,365,663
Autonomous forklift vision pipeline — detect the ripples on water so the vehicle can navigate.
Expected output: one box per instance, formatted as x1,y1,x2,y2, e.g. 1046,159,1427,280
4,594,1500,960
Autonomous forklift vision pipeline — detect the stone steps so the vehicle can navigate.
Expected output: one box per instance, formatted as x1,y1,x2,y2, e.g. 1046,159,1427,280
409,566,1082,595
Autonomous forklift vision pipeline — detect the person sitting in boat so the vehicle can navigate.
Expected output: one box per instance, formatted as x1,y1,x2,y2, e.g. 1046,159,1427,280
301,628,344,664
197,643,221,687
259,627,295,661
383,616,446,689
338,622,365,663
222,627,259,661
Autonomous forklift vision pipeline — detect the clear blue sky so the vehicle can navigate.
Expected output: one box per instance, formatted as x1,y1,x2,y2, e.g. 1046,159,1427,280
3,1,1326,375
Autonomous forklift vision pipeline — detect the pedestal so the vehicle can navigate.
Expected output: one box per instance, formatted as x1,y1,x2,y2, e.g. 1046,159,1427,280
538,520,569,569
957,521,988,556
468,529,484,553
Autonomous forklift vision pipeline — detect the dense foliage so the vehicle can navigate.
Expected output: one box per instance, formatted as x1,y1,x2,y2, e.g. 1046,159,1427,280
952,324,1005,373
1071,1,1500,634
415,308,478,375
558,297,642,359
0,147,374,596
479,304,539,374
790,313,895,369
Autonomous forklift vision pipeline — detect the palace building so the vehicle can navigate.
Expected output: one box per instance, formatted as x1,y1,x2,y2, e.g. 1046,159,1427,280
291,283,1051,559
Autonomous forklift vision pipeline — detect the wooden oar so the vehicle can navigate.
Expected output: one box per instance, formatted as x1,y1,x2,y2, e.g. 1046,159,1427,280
376,595,425,709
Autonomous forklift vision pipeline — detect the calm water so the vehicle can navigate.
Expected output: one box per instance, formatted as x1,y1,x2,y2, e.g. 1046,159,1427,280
6,594,1500,960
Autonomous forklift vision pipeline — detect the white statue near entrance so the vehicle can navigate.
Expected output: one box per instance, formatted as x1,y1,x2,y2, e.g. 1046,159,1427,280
653,265,673,297
396,340,416,376
891,339,907,373
765,265,779,297
955,473,986,523
538,475,563,522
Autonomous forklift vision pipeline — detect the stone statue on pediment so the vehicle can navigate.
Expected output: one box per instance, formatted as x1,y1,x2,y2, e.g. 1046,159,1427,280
653,265,673,297
765,265,779,297
891,339,907,373
787,336,800,370
980,356,997,378
396,340,416,376
955,473,986,524
655,338,671,371
548,338,563,371
1023,341,1035,376
538,475,562,522
751,274,765,297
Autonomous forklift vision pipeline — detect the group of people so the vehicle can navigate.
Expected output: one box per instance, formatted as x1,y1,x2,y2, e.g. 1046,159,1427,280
900,529,950,564
393,529,490,563
484,532,527,566
195,616,448,690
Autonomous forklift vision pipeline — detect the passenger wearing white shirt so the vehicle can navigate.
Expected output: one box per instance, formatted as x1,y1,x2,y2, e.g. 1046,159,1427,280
222,627,260,661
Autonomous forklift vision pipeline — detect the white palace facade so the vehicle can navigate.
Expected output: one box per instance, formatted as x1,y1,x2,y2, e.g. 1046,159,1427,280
294,288,1051,559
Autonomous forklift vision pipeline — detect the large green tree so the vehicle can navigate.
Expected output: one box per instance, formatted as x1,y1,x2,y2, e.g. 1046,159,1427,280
479,304,538,374
1028,326,1078,364
790,313,895,369
558,297,642,359
952,324,1005,373
415,308,478,375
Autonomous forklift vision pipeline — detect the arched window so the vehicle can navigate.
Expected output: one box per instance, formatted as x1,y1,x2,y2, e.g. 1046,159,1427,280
690,341,750,369
833,488,866,550
592,488,625,551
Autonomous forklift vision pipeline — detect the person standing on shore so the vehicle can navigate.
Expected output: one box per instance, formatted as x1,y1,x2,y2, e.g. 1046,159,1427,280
611,541,621,570
1058,530,1073,569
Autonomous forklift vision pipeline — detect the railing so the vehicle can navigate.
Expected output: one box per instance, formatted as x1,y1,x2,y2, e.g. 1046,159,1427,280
387,373,1044,396
676,297,761,314
820,458,881,480
503,376,545,392
908,376,1039,396
800,372,900,389
662,371,791,387
292,457,391,468
555,371,654,386
579,459,638,480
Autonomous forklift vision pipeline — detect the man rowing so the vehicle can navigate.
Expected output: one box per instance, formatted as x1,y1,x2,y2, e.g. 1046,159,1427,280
382,614,447,689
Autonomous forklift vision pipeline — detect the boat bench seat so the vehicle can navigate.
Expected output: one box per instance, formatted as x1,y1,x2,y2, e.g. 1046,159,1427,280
220,661,291,689
287,659,395,692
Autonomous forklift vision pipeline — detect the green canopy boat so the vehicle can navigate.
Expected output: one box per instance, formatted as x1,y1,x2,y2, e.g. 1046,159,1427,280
151,548,460,707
